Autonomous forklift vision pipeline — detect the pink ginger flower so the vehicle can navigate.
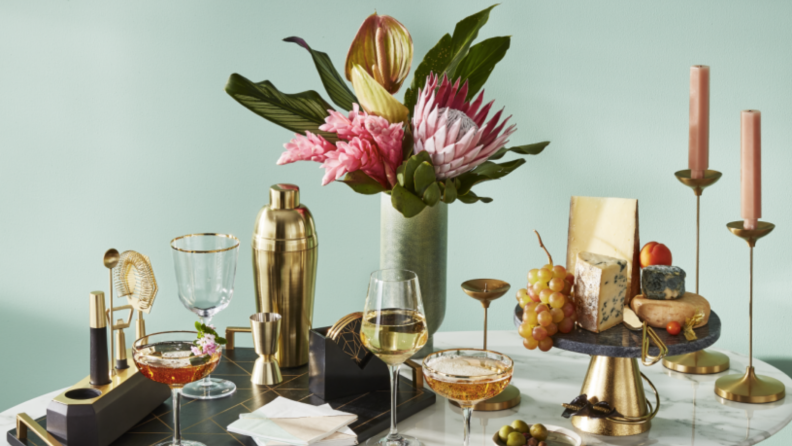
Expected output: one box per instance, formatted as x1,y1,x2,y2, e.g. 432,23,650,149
412,73,517,180
278,104,404,188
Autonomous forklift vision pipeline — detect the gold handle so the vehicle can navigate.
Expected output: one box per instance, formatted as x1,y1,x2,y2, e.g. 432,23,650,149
225,326,252,350
15,413,63,446
641,322,668,366
405,359,424,390
607,372,661,425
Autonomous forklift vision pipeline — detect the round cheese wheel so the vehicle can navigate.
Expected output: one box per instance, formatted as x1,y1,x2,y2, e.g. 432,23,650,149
630,292,710,329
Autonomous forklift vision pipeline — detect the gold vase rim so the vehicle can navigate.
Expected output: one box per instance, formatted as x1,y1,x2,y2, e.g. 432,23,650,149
171,233,240,253
422,348,514,379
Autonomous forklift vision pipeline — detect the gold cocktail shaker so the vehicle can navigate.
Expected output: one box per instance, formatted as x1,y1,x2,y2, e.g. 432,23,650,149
252,184,318,368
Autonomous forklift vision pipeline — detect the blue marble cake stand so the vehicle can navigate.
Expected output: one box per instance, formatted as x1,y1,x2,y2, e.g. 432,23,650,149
514,304,722,437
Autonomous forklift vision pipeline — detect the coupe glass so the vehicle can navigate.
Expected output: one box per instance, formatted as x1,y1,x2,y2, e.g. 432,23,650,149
360,269,428,446
133,331,221,446
423,349,514,446
171,233,239,399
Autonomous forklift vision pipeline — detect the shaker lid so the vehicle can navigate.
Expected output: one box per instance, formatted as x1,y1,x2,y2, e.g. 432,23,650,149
270,184,300,209
252,184,318,252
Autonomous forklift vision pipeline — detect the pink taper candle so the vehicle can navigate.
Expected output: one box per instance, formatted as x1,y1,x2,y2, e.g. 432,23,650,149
741,110,761,230
689,65,710,179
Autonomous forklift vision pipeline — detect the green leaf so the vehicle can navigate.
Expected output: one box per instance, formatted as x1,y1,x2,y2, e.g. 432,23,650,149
403,151,432,193
284,37,358,111
442,178,458,204
225,73,338,142
391,184,427,218
404,4,498,114
403,33,453,115
488,141,550,160
456,159,526,195
396,164,407,187
457,190,494,204
446,5,498,76
452,36,510,99
423,182,441,206
338,171,386,195
195,321,203,332
414,162,437,196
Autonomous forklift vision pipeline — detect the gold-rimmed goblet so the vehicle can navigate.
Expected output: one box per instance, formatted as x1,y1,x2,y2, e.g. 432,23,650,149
132,331,221,446
423,349,514,446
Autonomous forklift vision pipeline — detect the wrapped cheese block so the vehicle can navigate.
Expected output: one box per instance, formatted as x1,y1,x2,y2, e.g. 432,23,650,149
574,251,628,333
630,292,710,329
641,265,686,300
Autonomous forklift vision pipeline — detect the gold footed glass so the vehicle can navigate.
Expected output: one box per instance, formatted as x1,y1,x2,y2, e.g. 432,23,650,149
663,169,730,374
360,269,428,446
132,331,221,446
713,221,785,403
457,279,520,411
423,349,514,446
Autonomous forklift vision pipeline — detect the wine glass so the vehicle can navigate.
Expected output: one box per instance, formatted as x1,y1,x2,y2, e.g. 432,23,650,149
360,269,428,446
171,233,239,399
423,349,514,446
133,331,222,446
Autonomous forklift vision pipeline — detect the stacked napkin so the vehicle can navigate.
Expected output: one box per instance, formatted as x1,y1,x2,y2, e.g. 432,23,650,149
228,397,358,446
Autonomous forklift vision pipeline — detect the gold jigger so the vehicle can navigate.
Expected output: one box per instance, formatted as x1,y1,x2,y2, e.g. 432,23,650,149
663,169,730,374
251,313,283,386
714,221,785,403
456,279,521,411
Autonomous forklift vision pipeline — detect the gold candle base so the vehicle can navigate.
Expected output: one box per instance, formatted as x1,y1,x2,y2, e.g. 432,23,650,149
665,169,729,375
663,350,730,374
714,221,785,403
715,366,785,404
571,356,652,436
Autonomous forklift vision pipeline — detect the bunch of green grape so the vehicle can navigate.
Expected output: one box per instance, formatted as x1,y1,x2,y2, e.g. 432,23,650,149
516,264,577,351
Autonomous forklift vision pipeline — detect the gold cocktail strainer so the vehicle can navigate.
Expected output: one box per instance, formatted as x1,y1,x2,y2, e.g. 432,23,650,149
113,251,158,339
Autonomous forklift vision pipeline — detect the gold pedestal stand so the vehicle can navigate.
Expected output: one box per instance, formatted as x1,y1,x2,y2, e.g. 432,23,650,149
455,279,521,411
663,169,730,374
714,221,785,403
571,356,655,436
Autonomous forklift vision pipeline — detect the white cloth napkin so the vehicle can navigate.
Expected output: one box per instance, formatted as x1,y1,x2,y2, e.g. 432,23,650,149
227,397,357,446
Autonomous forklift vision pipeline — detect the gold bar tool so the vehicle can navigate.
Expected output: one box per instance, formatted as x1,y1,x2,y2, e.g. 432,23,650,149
250,312,283,386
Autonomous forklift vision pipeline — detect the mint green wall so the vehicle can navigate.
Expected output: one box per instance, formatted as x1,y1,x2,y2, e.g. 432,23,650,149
2,0,791,442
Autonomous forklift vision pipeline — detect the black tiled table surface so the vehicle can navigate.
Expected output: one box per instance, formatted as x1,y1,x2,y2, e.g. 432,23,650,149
7,348,435,446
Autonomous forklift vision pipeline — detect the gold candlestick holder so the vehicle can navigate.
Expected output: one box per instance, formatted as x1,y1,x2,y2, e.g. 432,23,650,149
663,169,731,374
455,279,521,411
714,221,785,403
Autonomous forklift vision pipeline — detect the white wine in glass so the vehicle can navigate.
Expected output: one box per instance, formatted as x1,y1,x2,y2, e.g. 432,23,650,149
360,270,428,446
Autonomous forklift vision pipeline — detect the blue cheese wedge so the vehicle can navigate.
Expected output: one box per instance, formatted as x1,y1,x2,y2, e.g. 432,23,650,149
573,251,628,333
642,265,686,300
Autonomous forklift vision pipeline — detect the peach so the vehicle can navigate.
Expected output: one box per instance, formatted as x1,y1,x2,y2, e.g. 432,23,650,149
640,242,672,268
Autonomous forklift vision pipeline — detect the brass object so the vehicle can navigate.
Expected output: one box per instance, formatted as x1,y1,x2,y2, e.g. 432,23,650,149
664,350,732,374
103,249,120,376
571,356,659,436
404,359,424,390
623,308,668,366
113,250,158,340
327,312,363,341
252,184,318,368
114,320,128,369
663,169,730,374
453,279,519,411
53,349,143,405
714,220,785,403
461,279,510,351
250,313,283,386
225,326,252,350
89,291,106,329
15,413,63,446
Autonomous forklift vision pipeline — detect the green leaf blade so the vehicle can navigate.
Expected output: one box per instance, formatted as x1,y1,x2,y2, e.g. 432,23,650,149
284,37,358,111
225,73,338,142
338,171,386,195
391,184,427,218
446,4,497,75
488,141,550,160
452,36,511,99
404,33,453,115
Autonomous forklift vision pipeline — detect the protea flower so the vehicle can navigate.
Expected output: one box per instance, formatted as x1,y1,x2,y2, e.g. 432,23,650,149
412,73,517,180
346,13,413,94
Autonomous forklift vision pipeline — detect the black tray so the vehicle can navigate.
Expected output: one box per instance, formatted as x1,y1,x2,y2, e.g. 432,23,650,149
8,347,435,446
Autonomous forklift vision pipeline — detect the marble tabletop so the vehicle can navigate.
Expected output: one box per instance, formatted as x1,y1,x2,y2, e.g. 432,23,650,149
3,330,792,446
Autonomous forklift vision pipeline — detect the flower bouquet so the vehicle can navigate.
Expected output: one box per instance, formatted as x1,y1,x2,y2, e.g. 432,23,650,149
226,5,549,217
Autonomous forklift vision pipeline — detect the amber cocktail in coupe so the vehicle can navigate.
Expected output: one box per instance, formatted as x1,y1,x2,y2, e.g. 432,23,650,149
423,349,514,446
133,331,221,446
